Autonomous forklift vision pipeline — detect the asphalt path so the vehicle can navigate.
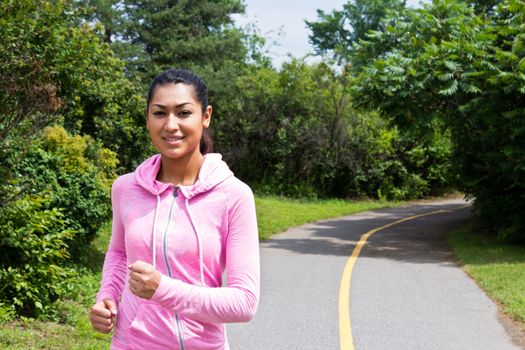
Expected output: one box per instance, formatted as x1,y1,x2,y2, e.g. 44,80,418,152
226,199,523,350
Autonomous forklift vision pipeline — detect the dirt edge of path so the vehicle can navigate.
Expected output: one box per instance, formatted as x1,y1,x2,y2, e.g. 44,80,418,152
497,301,525,348
453,262,525,349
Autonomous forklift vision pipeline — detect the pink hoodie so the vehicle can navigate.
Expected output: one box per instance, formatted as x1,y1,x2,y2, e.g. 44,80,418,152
96,153,260,350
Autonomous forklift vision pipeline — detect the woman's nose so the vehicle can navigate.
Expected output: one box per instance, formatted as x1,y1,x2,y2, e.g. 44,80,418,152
165,113,179,130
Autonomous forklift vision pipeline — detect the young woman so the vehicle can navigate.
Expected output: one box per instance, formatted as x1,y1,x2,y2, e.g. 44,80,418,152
89,69,260,349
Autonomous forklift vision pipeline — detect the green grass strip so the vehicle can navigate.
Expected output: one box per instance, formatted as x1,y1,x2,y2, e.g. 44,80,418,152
256,195,401,240
0,272,112,350
449,225,525,323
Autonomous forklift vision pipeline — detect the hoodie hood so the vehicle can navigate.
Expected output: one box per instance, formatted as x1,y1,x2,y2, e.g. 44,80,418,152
135,153,233,199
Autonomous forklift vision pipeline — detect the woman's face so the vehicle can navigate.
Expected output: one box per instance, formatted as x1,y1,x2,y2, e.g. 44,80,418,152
147,83,212,161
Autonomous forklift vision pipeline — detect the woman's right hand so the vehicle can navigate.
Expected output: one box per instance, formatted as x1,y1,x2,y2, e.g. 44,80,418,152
89,298,118,334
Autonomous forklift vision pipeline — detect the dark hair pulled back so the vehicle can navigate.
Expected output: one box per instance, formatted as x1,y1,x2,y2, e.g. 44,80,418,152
147,69,213,154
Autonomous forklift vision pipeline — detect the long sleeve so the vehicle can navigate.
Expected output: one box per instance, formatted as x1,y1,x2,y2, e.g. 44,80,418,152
96,181,128,305
150,184,260,323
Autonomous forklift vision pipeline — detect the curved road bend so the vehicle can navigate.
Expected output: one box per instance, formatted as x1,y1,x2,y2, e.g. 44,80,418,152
226,199,523,350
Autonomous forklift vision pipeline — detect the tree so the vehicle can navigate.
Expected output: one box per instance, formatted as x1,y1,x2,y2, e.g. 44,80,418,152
0,0,144,317
76,0,250,79
73,0,124,43
213,60,451,199
350,0,525,241
306,0,406,63
1,0,150,181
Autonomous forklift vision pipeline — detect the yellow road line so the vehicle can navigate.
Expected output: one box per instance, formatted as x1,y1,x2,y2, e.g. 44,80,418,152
338,205,470,350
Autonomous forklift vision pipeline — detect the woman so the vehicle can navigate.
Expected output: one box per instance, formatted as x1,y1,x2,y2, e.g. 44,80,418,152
89,69,260,349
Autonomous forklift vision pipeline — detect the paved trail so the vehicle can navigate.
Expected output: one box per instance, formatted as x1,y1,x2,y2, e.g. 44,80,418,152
227,199,523,350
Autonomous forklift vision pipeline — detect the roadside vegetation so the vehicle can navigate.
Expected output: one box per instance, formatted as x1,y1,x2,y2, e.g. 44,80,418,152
449,225,525,323
256,196,403,239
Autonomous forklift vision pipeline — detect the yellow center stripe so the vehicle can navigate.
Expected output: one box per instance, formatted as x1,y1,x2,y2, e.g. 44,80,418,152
338,205,470,350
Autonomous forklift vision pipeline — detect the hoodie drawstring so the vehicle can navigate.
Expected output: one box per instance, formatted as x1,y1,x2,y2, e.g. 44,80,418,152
152,195,161,269
185,198,205,286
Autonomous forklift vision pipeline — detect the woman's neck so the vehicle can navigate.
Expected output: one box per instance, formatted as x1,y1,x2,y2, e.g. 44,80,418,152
157,151,204,186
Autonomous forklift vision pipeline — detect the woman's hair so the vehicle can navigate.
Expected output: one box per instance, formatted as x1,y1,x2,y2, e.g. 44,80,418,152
147,69,213,154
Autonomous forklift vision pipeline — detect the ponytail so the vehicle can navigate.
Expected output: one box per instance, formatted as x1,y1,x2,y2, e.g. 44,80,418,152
200,129,213,154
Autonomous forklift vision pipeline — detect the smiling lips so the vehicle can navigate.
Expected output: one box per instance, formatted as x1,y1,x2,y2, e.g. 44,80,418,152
163,135,184,145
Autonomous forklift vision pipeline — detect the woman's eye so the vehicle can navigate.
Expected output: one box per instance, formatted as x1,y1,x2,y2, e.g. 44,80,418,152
153,111,165,117
179,111,191,117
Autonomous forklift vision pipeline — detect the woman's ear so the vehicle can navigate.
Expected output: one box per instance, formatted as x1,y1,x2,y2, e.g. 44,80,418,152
203,105,212,128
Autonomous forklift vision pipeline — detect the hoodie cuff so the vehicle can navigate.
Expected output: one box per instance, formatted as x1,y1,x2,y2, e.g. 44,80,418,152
96,291,118,306
151,274,179,309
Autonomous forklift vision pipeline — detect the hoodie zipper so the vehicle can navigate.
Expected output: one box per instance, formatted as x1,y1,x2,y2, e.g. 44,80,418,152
162,186,186,350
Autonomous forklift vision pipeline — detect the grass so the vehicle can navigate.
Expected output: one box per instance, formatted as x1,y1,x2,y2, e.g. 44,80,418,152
255,195,401,240
0,272,112,349
448,224,525,323
0,195,403,348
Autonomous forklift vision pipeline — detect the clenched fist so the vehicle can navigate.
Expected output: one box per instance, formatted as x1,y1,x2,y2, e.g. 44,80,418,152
89,298,117,334
128,260,161,300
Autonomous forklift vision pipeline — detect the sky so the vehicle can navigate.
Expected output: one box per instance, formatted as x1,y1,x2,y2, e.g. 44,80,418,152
233,0,424,67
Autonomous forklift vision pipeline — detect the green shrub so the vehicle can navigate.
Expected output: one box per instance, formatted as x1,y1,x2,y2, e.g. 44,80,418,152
13,126,118,263
0,126,115,317
0,195,76,318
0,303,15,323
20,127,117,261
217,61,453,200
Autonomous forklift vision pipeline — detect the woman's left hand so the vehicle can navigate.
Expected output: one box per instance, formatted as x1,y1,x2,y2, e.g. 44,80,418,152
128,260,161,300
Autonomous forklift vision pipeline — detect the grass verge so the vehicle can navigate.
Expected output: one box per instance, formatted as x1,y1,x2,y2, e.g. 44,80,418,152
448,224,525,323
0,272,112,349
255,195,401,240
0,195,401,348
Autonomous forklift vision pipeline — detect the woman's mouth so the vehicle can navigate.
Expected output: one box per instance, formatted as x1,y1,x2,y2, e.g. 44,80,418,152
163,135,184,145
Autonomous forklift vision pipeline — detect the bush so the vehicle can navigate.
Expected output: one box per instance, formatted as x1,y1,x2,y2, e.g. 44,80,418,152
0,195,76,318
215,61,453,200
20,127,117,261
12,126,118,262
0,126,117,317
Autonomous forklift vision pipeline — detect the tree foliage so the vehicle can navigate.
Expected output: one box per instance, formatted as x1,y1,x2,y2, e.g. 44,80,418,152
1,0,150,177
77,0,250,79
215,60,453,199
306,0,406,62
0,126,117,317
350,0,525,241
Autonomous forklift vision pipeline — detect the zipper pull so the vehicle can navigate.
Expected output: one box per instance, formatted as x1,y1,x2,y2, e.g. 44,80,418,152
173,186,179,197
